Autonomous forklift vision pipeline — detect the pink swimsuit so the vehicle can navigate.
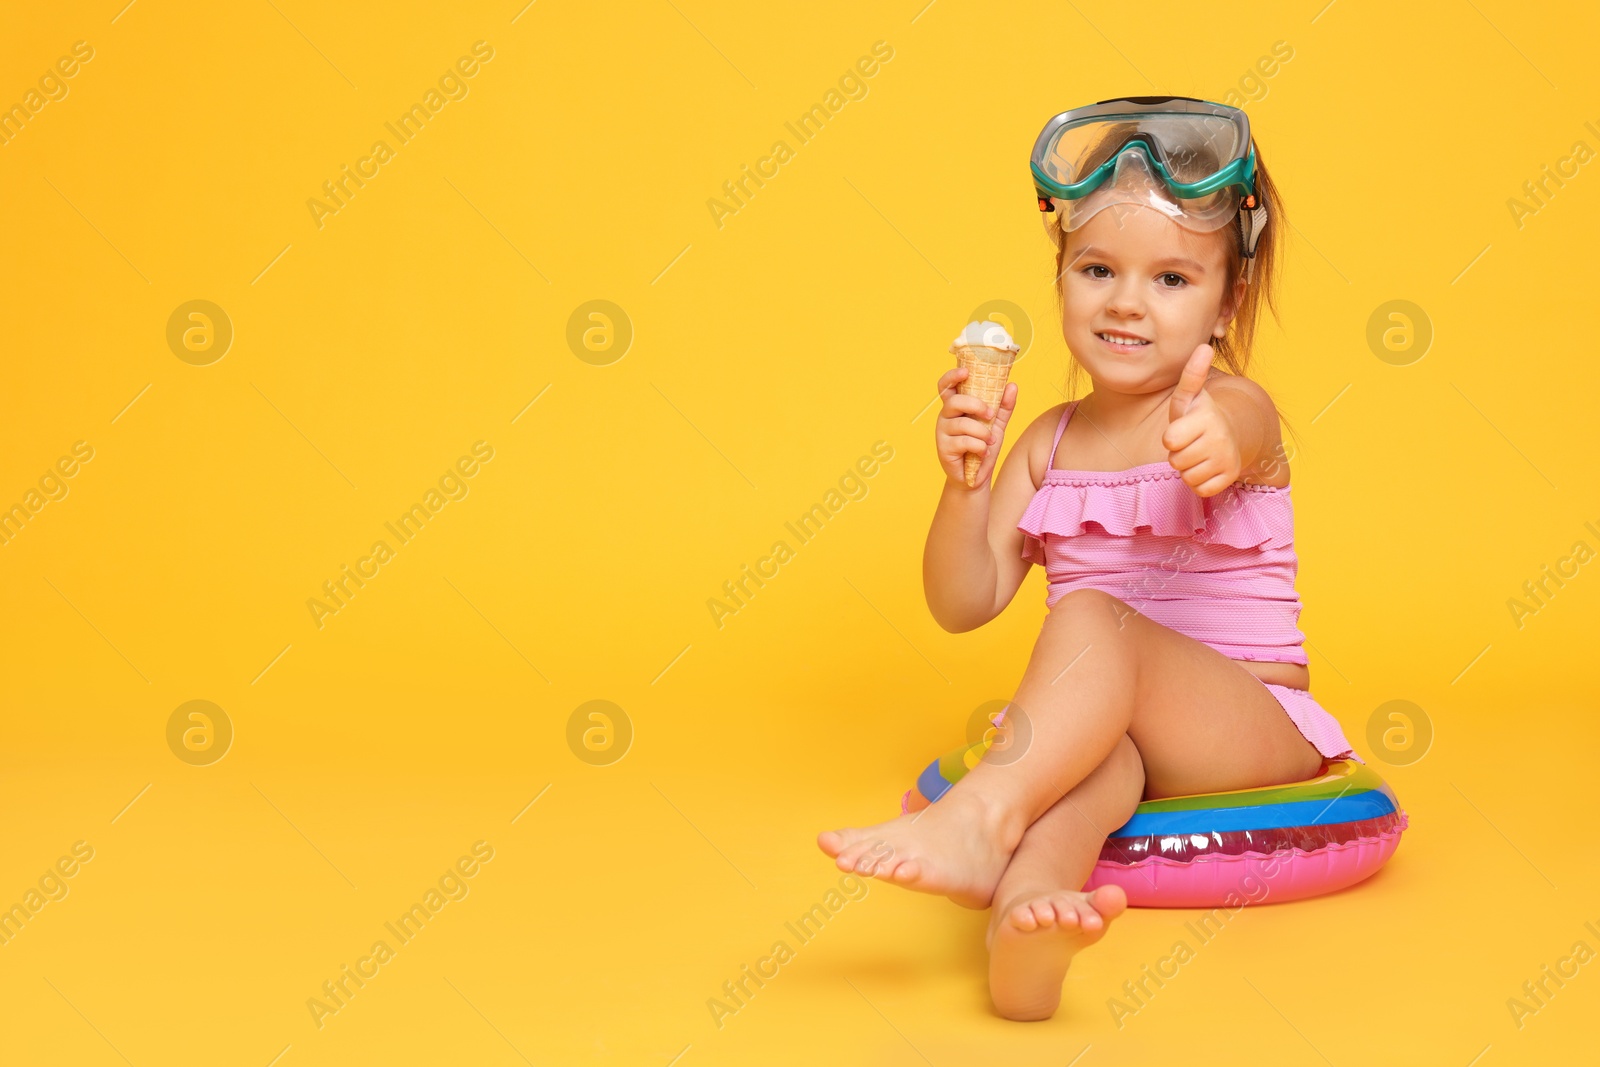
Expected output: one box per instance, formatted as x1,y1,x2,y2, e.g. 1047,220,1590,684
1017,400,1359,763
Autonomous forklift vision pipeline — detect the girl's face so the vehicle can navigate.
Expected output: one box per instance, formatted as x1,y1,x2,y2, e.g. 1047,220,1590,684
1059,206,1246,396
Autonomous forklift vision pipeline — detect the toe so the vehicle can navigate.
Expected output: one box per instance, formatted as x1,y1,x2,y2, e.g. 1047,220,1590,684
833,836,872,869
833,845,865,873
1052,896,1084,929
1060,892,1102,930
853,844,890,876
1088,884,1128,921
817,830,844,857
1030,901,1056,927
1008,903,1038,932
888,858,920,884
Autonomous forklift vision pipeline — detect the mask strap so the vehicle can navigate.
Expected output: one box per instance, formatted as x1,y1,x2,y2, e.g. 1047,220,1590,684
1238,195,1268,284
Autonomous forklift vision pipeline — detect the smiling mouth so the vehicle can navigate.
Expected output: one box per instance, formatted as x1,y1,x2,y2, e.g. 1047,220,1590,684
1095,332,1151,350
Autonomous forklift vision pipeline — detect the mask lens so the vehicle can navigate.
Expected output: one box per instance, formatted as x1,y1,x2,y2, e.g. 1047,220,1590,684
1042,111,1244,191
1060,148,1239,233
1042,111,1244,233
1040,120,1138,188
1138,113,1242,184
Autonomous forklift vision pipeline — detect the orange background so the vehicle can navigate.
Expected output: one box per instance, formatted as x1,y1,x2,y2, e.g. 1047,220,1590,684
1,1,1597,1064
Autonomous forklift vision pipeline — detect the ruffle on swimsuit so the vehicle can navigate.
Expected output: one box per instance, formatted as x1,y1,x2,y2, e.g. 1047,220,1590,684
1018,461,1293,567
1016,399,1309,665
1010,399,1358,761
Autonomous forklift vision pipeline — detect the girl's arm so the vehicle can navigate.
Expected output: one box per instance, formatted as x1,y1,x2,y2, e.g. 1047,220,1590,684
1204,373,1288,485
1164,354,1289,494
923,400,1058,633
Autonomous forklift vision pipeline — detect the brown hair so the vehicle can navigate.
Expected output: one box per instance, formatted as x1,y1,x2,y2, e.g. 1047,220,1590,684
1046,128,1297,447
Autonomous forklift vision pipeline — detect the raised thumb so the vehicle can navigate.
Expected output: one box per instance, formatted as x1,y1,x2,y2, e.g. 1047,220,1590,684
1169,343,1214,421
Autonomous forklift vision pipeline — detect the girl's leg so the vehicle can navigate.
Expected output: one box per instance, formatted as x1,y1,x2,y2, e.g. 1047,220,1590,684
817,587,1322,906
986,731,1146,1021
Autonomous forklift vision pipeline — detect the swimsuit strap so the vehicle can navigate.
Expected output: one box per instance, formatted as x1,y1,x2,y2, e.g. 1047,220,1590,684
1046,400,1080,467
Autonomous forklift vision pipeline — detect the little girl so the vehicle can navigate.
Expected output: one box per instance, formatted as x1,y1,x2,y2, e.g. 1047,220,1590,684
817,97,1361,1021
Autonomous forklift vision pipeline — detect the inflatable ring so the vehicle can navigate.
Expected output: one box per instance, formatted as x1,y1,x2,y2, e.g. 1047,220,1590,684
901,737,1408,908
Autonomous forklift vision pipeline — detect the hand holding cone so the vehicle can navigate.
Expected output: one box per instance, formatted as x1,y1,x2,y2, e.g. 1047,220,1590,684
949,322,1021,487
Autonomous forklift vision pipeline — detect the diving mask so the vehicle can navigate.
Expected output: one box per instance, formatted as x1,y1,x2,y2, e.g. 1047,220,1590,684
1030,96,1269,279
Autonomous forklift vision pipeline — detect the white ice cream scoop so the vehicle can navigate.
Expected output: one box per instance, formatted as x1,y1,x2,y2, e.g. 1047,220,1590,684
950,320,1019,352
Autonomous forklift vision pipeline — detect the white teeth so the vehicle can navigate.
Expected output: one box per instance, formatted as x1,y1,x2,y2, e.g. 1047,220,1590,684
1098,333,1148,345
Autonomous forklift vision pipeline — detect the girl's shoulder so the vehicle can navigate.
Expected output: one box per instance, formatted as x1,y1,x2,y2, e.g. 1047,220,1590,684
1204,370,1291,488
1016,401,1075,486
1022,400,1074,441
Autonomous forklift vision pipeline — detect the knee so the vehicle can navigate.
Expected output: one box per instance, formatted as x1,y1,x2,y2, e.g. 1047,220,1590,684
1107,734,1147,815
1108,733,1145,788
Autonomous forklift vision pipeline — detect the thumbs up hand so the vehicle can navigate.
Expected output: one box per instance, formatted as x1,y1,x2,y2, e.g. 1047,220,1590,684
1161,343,1240,498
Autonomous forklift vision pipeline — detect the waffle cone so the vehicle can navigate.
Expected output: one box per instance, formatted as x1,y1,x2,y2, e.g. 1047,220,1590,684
953,344,1018,487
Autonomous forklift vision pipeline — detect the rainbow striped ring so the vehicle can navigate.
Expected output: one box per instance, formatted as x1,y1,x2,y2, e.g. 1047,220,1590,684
901,739,1408,908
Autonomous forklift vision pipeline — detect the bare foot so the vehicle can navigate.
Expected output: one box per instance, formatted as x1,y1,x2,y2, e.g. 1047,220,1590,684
986,885,1128,1021
816,791,1020,909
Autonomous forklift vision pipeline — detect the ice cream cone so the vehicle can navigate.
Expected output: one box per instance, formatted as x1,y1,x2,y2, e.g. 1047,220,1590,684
953,344,1018,487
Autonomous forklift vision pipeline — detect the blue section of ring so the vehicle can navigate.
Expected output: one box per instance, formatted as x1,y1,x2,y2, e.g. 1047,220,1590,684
916,761,951,805
1111,790,1397,837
